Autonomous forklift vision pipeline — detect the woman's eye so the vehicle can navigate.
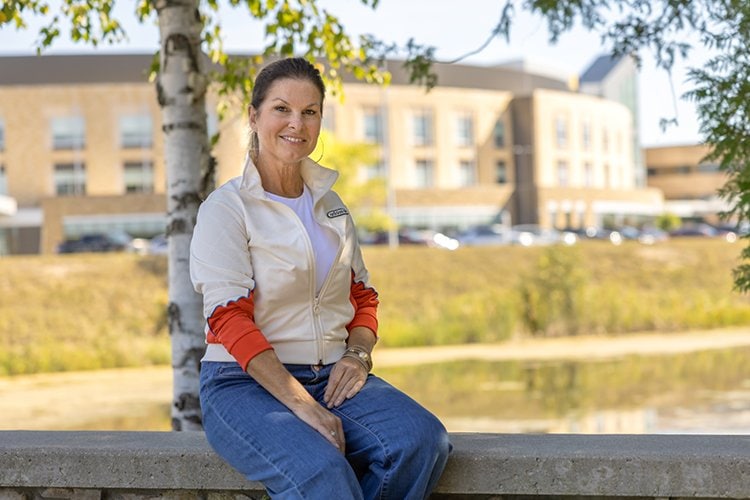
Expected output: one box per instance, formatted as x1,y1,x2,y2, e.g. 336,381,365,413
304,109,318,116
274,106,288,112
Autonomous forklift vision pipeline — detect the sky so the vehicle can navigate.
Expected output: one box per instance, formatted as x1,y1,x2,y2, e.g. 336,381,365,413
0,0,709,147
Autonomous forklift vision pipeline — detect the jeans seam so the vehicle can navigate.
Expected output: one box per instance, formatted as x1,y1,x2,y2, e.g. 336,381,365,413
334,406,394,500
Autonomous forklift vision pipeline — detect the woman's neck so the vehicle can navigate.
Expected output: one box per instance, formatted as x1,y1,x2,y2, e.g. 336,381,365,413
255,155,304,197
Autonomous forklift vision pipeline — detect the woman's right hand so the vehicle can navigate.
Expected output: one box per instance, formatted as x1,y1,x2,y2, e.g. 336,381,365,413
245,350,345,452
292,399,345,452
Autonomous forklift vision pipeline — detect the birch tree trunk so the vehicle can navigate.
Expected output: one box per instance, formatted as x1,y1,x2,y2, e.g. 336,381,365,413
155,0,209,431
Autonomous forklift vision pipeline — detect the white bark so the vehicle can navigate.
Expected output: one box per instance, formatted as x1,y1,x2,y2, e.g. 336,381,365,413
155,0,210,431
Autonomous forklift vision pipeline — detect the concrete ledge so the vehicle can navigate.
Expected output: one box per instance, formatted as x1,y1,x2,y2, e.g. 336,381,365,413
0,431,748,498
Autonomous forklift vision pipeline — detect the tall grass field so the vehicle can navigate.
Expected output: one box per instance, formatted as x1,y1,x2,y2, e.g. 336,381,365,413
1,238,749,375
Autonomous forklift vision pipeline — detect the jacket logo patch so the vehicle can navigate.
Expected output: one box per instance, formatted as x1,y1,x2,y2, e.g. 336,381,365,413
327,208,349,218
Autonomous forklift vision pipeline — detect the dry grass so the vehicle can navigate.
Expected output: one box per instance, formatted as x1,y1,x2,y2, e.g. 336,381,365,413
1,238,749,374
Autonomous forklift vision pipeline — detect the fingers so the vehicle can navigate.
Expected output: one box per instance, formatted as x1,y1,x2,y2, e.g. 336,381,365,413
324,358,367,408
296,401,346,453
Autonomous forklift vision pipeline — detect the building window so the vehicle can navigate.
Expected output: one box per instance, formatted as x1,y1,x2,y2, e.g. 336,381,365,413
322,105,335,132
0,166,7,195
54,163,86,195
493,120,505,148
584,162,594,187
602,128,609,153
412,110,433,146
698,162,720,173
459,160,476,186
0,118,5,151
124,161,154,193
555,116,567,149
582,120,592,150
119,114,153,148
362,108,383,144
414,159,434,187
206,109,219,140
456,113,473,147
557,161,569,187
52,116,85,150
604,163,612,188
365,160,386,180
495,160,507,184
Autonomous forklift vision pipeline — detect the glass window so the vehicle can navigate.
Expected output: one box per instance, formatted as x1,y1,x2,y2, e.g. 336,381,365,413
698,162,720,173
456,113,473,147
0,118,5,151
54,163,86,195
602,128,609,152
322,105,335,132
459,160,476,186
584,162,594,187
207,109,219,140
0,166,7,195
124,161,154,193
365,160,386,180
557,160,569,187
414,159,434,187
412,110,433,146
493,120,505,148
604,163,612,188
120,114,153,149
582,120,592,150
555,116,567,149
362,108,383,144
52,116,85,150
495,160,507,184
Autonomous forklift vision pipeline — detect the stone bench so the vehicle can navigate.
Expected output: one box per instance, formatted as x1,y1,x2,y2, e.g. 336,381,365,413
0,431,748,498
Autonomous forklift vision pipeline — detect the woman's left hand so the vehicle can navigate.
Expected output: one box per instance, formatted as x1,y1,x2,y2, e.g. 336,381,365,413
324,357,368,408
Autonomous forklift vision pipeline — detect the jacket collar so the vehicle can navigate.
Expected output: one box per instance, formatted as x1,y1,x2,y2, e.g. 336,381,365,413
240,154,339,204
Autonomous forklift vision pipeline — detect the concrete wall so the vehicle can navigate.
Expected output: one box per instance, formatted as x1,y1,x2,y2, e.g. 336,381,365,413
1,431,748,499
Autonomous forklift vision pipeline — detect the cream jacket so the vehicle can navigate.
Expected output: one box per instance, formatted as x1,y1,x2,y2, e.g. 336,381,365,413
190,156,378,368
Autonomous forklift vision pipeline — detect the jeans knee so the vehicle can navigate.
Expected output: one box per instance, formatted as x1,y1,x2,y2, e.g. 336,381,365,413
395,412,450,462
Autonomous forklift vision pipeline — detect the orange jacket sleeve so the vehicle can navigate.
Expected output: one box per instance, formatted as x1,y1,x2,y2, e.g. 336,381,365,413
206,292,274,369
347,271,379,336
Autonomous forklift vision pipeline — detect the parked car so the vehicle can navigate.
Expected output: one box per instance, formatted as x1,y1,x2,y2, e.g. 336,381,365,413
57,231,133,253
148,233,169,255
635,226,669,245
564,226,623,245
456,224,513,246
363,229,459,250
670,223,736,242
511,224,577,246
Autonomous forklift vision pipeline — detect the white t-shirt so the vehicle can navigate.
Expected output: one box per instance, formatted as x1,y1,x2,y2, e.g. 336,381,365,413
266,185,339,293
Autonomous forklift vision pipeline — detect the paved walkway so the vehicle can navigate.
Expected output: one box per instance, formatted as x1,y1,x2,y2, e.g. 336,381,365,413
376,327,750,367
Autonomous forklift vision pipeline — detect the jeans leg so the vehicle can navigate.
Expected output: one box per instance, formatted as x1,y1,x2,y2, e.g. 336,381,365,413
332,374,452,500
199,362,363,500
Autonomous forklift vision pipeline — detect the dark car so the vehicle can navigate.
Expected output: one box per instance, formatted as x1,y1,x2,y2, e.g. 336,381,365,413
669,223,737,242
57,232,132,253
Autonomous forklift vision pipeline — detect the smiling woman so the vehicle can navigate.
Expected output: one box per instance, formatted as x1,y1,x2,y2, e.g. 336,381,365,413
190,57,450,500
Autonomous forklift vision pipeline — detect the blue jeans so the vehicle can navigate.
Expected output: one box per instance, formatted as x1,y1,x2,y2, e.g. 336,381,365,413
200,361,451,499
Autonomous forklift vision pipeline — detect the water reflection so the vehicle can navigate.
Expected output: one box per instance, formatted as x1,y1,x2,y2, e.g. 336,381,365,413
17,347,747,433
376,347,750,434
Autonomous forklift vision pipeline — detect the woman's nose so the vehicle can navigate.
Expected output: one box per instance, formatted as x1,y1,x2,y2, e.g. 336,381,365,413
287,113,303,129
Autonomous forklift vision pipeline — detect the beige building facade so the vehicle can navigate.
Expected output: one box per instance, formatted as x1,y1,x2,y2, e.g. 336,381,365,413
0,54,662,254
644,144,728,220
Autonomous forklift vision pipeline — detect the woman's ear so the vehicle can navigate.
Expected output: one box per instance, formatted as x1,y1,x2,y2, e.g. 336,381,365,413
248,106,257,130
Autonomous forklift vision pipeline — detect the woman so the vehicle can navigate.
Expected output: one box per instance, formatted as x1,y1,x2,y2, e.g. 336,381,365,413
190,57,451,499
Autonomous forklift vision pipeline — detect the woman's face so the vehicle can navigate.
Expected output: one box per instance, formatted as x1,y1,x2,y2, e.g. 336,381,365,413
249,77,323,168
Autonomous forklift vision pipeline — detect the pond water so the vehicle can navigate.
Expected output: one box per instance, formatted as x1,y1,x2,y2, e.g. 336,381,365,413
376,346,750,434
47,346,750,434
